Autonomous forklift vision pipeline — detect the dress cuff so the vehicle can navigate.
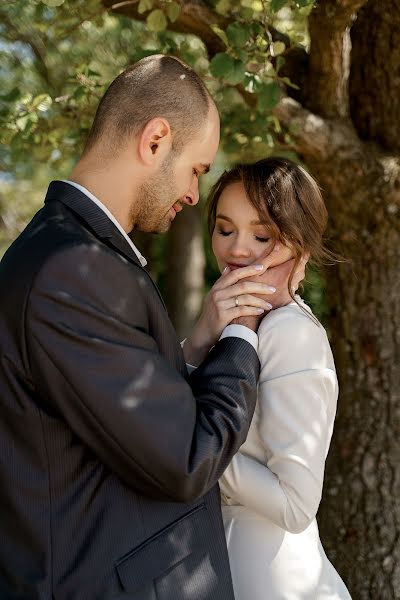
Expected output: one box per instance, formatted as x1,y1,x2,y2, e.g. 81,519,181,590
220,324,258,352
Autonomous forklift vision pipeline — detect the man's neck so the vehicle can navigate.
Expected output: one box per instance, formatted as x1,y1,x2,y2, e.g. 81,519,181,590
69,163,139,233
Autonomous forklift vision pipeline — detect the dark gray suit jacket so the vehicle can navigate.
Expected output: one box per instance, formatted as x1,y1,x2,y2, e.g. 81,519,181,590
0,181,260,599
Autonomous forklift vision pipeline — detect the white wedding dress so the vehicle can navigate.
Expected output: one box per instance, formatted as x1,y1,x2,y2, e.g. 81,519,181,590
220,297,351,600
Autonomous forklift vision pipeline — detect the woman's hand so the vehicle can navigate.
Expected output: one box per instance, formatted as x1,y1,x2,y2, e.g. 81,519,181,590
183,262,277,367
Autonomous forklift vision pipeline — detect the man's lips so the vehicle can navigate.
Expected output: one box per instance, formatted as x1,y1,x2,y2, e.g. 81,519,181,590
169,202,183,220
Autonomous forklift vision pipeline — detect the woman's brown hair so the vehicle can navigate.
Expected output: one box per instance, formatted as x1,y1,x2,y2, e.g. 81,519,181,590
207,157,336,310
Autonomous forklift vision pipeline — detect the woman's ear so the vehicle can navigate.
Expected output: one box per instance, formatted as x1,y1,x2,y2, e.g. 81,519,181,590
138,117,172,166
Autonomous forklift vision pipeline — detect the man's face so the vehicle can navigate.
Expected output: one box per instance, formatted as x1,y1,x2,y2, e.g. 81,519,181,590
135,105,220,233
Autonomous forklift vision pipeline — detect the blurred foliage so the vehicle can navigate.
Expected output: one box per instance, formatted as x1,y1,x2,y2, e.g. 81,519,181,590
0,0,328,321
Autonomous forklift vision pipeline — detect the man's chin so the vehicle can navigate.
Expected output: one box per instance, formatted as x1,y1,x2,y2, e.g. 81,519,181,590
149,219,173,234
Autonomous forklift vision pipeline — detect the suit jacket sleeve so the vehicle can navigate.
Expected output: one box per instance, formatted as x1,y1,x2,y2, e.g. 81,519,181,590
219,308,338,533
26,244,259,503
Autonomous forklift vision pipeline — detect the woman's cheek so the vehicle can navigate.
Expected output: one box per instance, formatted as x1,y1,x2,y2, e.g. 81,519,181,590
211,234,225,272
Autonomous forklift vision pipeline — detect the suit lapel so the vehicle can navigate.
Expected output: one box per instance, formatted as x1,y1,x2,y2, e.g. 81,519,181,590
44,180,167,311
44,180,142,267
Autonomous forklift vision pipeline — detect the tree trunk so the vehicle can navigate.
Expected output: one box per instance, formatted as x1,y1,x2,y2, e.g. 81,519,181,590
350,0,400,152
307,154,400,600
299,2,400,597
164,205,205,340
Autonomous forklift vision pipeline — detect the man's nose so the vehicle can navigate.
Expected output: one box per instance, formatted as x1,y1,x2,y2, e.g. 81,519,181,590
180,177,199,206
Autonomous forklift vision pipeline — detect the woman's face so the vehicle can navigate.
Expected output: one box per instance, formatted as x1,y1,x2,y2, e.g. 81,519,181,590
211,182,293,273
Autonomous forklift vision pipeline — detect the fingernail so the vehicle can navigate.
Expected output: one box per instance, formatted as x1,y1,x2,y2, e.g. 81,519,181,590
222,266,230,274
254,264,264,271
256,308,264,314
266,303,273,310
267,286,276,293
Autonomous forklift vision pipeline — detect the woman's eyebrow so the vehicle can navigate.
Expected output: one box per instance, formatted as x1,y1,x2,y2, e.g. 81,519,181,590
215,214,233,222
216,214,268,226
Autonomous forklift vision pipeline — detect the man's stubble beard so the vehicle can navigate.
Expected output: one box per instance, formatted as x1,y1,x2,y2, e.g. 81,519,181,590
133,153,178,234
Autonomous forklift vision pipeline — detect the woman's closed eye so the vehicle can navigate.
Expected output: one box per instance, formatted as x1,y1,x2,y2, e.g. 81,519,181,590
216,228,232,237
216,228,270,243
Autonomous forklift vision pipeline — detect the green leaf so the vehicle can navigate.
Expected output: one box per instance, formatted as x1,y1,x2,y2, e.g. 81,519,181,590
226,60,246,85
32,94,52,112
296,0,313,6
16,115,30,131
210,25,229,47
244,73,262,93
40,0,65,6
215,0,232,14
271,41,286,56
146,9,168,32
166,1,181,22
138,0,154,14
210,53,235,78
226,23,250,48
257,82,281,112
73,86,87,100
210,53,245,85
271,0,287,13
280,76,300,90
237,49,249,63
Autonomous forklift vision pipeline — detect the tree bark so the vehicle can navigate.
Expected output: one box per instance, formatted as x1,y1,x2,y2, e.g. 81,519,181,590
350,0,400,151
164,205,205,340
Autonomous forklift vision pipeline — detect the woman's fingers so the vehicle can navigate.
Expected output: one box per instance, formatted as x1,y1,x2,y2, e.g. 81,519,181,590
220,294,273,312
215,263,266,289
218,280,276,299
210,282,275,313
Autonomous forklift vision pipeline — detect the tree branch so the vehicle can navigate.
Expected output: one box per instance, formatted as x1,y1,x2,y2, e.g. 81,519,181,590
274,97,366,167
306,0,368,118
101,0,308,78
102,0,230,55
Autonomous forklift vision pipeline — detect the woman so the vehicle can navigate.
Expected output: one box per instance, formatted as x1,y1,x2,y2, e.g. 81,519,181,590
183,158,351,599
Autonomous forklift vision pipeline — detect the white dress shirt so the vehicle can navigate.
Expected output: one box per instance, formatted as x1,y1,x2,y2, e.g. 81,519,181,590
62,180,258,354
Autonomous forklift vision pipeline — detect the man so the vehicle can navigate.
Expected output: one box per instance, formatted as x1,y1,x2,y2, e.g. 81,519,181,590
0,55,296,599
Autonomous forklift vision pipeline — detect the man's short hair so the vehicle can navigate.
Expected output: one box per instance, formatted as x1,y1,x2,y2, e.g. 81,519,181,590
84,55,212,156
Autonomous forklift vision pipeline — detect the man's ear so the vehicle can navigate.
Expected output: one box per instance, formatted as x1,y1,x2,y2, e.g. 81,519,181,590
138,118,172,166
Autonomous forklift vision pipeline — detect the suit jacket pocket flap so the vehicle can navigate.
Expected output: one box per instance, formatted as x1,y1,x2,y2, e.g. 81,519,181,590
116,504,208,592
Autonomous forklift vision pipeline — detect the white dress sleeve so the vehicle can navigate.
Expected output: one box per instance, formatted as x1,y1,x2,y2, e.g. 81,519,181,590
219,306,338,534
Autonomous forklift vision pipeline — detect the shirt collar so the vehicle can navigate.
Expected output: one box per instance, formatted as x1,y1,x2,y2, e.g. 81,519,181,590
61,180,147,267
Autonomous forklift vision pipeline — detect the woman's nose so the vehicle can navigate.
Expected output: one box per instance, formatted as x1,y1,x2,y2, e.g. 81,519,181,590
229,236,252,257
